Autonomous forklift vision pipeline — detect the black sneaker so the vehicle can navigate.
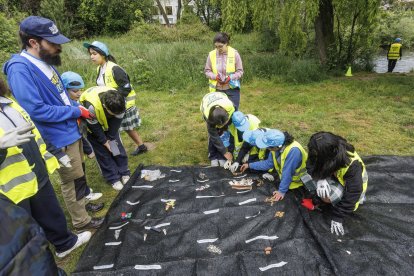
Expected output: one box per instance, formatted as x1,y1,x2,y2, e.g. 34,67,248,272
75,217,104,231
131,144,148,156
85,202,104,213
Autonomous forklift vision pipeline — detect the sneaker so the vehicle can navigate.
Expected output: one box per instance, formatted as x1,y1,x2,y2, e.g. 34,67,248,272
218,160,226,167
85,202,104,212
211,159,219,167
55,231,91,258
85,192,103,201
121,175,130,185
75,217,105,231
112,181,123,191
131,144,148,156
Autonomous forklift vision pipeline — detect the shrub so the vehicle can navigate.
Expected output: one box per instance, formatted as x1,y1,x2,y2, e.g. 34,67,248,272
285,59,327,84
0,12,19,64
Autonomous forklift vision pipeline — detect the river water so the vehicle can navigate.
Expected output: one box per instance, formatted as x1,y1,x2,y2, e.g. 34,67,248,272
373,50,414,73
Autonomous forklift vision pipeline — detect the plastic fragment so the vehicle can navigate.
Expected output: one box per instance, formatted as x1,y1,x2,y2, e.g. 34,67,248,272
126,200,140,205
93,264,114,270
265,247,272,255
274,211,285,218
170,169,182,172
163,229,167,235
197,238,218,243
134,265,162,270
141,169,165,181
165,200,175,211
132,185,153,189
196,184,210,191
109,221,129,230
259,262,288,271
245,235,278,243
203,209,219,214
207,244,222,254
245,211,261,219
169,179,180,183
144,233,147,241
121,212,132,220
105,242,122,246
239,198,256,205
346,250,351,255
114,229,121,240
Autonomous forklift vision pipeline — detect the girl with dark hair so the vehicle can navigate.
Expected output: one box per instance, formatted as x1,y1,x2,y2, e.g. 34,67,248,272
240,129,308,202
204,32,244,109
83,41,148,156
307,131,368,236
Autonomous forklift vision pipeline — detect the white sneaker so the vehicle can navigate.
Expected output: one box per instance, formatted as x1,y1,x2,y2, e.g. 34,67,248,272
112,181,123,191
211,159,219,167
121,175,130,185
218,160,226,167
85,192,103,201
56,231,91,258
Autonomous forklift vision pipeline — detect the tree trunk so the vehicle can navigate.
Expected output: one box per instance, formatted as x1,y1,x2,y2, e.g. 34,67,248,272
314,0,334,64
177,0,182,21
155,0,170,27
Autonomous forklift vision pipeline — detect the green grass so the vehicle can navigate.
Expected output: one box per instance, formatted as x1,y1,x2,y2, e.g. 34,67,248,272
52,71,414,273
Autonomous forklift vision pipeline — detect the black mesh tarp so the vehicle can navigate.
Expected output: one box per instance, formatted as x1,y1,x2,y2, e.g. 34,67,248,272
73,156,414,276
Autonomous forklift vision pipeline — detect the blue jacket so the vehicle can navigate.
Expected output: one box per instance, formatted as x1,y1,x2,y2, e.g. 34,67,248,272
3,53,81,148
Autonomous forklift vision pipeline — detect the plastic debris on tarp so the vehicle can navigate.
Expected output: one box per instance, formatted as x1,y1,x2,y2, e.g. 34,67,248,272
141,169,165,181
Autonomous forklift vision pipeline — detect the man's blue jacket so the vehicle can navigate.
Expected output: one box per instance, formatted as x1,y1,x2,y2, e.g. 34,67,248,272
3,53,81,148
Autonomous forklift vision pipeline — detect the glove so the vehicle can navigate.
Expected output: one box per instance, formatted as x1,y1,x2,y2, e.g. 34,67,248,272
79,106,95,120
301,199,315,210
262,173,274,181
58,155,72,168
242,154,249,163
0,124,35,149
223,75,231,84
229,162,239,173
317,179,331,199
223,159,232,169
215,75,221,82
331,220,345,236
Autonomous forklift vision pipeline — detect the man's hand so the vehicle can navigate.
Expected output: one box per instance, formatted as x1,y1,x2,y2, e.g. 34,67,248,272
272,191,285,201
262,173,274,181
331,220,345,236
223,151,233,161
240,163,249,173
317,179,331,199
230,162,239,173
87,152,95,159
58,154,72,168
103,141,111,152
0,124,35,149
79,106,95,120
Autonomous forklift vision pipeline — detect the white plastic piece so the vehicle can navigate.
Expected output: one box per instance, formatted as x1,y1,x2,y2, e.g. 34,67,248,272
144,233,147,241
161,199,176,202
233,174,247,179
169,179,180,183
114,229,121,240
203,209,220,214
126,200,140,205
134,265,162,270
170,169,182,172
346,250,351,255
144,222,171,230
197,238,218,244
147,214,151,217
141,169,165,181
337,239,342,242
196,195,225,198
236,190,251,194
163,229,167,235
196,184,210,191
207,244,222,254
109,221,129,230
245,235,279,244
93,264,114,270
132,185,153,189
245,211,261,219
197,179,209,183
259,262,288,271
239,198,257,205
105,242,122,246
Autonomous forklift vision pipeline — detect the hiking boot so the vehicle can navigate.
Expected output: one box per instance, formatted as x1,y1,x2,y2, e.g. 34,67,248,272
112,181,123,191
131,144,148,156
55,231,91,258
121,175,130,185
211,159,219,167
85,202,104,213
75,217,104,231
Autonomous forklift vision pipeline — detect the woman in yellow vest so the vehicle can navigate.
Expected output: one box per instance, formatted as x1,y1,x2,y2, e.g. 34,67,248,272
387,38,402,73
240,129,307,201
0,79,91,258
83,41,147,156
204,32,244,109
307,131,368,236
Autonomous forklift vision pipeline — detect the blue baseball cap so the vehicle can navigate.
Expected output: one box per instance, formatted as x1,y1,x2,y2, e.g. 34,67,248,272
61,71,85,89
243,128,268,146
231,111,250,132
20,16,70,44
83,41,109,56
395,37,402,43
255,129,285,149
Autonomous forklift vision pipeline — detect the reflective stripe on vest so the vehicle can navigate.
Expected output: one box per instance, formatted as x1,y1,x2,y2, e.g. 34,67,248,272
200,92,235,125
228,114,260,158
271,141,308,190
387,43,401,59
98,61,137,109
335,151,368,211
80,86,110,131
208,46,236,92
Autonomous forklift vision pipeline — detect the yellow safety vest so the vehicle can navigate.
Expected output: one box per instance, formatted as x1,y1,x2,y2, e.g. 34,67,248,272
228,114,260,158
98,61,137,109
335,151,368,211
80,86,114,131
200,92,235,127
208,46,236,92
0,99,59,204
271,141,307,190
387,43,402,59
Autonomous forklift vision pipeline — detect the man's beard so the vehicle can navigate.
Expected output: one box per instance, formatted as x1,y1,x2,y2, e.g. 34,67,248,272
39,46,61,66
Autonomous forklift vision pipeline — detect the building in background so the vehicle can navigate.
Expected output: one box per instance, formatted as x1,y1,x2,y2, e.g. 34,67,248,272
152,0,195,25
